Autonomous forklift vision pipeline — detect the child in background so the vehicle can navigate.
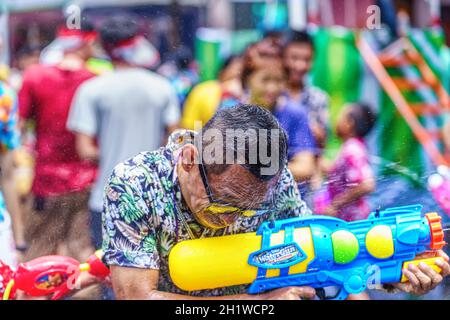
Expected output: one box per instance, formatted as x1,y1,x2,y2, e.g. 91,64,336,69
320,103,376,222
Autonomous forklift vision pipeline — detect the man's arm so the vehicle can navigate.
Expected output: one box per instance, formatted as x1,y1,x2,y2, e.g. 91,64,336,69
67,81,98,153
110,266,315,300
75,133,99,162
0,150,26,249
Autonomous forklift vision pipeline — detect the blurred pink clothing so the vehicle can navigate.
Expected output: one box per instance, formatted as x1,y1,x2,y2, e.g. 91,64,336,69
328,137,374,222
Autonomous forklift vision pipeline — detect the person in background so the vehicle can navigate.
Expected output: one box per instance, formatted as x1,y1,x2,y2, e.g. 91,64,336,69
282,30,329,150
157,46,199,108
0,81,24,266
18,20,98,262
321,103,377,222
221,55,317,195
180,55,243,130
67,15,180,250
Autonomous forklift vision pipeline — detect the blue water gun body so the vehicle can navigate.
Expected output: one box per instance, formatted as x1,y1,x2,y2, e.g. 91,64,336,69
247,205,445,299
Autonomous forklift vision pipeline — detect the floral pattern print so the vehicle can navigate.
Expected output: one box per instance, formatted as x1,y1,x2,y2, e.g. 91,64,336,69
102,130,311,297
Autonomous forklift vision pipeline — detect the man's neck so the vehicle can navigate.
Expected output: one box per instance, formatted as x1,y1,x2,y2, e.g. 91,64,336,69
286,81,304,99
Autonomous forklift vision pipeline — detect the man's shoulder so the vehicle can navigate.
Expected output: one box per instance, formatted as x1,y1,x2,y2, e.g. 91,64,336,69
110,149,173,186
22,64,50,82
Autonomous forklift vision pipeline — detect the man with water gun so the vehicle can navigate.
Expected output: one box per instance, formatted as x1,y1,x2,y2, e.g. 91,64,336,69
101,105,450,300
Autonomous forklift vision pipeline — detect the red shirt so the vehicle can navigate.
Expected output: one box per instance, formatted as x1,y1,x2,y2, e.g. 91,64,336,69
19,64,97,197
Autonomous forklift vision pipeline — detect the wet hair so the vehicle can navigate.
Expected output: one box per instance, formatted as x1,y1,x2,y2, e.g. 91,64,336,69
199,104,288,181
283,29,314,53
79,16,96,33
99,15,140,55
348,103,377,137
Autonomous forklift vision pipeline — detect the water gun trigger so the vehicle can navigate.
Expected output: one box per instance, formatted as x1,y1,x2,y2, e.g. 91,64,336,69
315,287,349,300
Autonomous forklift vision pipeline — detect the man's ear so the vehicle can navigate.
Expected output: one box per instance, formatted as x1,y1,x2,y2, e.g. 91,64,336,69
180,144,198,172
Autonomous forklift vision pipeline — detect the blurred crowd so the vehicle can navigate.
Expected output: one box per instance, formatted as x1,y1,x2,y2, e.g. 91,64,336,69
0,12,426,298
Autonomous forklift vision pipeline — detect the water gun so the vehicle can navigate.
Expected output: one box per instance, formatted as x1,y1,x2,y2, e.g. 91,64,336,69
428,165,450,216
169,205,446,299
0,250,110,300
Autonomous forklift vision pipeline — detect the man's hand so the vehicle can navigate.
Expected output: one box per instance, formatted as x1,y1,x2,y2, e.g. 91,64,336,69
393,250,450,296
259,286,316,300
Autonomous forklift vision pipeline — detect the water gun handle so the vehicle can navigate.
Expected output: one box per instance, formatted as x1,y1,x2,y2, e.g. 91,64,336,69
249,269,363,300
79,250,110,279
49,251,109,300
400,257,444,282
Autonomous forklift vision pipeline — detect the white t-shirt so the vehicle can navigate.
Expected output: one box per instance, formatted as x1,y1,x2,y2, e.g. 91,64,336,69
67,68,180,212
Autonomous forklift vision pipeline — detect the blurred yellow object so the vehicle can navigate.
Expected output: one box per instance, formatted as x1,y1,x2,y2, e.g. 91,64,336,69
168,228,315,292
86,58,113,76
0,65,10,82
180,81,222,130
401,257,443,282
14,148,34,196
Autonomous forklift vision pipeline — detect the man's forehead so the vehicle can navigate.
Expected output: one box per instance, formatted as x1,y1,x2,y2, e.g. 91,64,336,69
209,165,273,206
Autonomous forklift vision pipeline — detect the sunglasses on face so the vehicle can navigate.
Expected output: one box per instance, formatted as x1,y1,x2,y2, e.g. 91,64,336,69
197,162,271,217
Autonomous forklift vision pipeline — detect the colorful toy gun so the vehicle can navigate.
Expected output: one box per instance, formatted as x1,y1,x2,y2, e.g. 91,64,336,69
428,165,450,217
0,250,110,300
169,205,446,299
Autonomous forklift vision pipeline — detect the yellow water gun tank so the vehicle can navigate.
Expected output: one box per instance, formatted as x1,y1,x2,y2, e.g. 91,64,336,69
169,227,315,292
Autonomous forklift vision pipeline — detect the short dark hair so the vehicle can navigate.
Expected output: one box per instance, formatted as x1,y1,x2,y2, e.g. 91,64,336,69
349,103,377,137
283,29,314,51
79,16,96,33
199,104,288,181
99,15,140,54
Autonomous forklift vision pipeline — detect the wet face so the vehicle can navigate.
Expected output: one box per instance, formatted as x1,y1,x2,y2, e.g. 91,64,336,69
248,66,285,109
193,165,271,229
283,43,314,85
336,105,355,139
177,146,272,229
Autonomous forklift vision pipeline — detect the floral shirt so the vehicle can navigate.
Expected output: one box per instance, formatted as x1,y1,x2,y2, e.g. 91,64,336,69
328,137,374,222
0,82,20,223
102,130,311,297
